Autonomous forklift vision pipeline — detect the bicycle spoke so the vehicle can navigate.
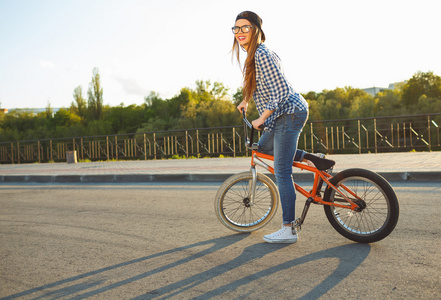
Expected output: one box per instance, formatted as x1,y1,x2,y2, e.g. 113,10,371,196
221,177,274,227
331,177,390,235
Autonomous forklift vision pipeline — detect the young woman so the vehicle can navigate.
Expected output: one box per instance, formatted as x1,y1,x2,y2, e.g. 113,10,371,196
233,11,311,243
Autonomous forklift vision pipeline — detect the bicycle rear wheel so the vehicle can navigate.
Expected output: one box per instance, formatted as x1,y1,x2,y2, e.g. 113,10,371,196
323,168,399,243
215,172,279,232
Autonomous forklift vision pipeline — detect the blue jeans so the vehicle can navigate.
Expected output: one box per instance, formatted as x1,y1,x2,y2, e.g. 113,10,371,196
257,108,308,224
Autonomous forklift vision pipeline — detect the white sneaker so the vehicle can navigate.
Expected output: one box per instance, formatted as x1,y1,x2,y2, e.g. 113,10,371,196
263,225,298,244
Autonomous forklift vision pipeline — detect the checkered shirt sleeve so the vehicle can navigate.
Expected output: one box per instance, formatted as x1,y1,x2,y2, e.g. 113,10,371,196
253,44,308,132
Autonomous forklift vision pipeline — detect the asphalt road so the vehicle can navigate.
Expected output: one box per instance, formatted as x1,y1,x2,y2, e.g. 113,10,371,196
1,181,440,299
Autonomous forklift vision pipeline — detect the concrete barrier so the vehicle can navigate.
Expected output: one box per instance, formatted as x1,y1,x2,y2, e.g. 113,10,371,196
66,151,77,164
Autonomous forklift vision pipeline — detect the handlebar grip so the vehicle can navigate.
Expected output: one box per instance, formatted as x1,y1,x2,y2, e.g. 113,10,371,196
242,110,267,131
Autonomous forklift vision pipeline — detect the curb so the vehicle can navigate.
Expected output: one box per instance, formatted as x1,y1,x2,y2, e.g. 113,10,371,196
1,171,441,183
0,174,234,183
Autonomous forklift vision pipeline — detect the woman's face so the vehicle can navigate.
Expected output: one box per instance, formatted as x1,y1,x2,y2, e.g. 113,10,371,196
234,19,253,51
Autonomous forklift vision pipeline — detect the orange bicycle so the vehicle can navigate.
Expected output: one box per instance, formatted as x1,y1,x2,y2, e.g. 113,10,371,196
215,112,399,243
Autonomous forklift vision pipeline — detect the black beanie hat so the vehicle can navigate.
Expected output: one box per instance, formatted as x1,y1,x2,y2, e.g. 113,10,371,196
236,11,266,42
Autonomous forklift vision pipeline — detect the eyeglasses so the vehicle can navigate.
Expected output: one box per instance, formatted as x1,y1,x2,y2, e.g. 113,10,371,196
232,25,253,34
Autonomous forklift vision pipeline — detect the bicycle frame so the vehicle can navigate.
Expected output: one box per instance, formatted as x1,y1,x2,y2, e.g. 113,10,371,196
250,150,361,211
241,111,362,212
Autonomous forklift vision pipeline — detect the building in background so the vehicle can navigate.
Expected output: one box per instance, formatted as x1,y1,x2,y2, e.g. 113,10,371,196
362,86,389,96
362,82,406,96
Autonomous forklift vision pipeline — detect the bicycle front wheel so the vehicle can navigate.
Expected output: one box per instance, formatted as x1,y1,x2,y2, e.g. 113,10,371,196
323,168,399,243
215,172,279,232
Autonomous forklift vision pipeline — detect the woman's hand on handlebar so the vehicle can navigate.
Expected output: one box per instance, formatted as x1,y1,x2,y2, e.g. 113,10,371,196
252,109,273,131
251,117,265,131
238,101,269,131
237,100,248,113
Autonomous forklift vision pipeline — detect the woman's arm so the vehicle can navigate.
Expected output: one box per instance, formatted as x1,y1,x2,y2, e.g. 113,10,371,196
237,100,248,113
252,108,274,129
255,48,290,112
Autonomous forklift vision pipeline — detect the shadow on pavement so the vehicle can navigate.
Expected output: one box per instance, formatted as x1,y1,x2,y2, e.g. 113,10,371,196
2,234,370,299
193,242,371,299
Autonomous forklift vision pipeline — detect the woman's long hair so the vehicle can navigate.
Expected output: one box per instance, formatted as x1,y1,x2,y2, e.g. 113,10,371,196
232,26,264,102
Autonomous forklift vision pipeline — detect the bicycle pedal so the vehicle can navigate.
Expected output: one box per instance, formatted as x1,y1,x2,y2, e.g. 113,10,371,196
292,218,302,234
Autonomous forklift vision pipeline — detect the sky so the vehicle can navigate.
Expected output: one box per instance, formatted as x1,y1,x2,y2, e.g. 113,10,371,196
1,0,440,109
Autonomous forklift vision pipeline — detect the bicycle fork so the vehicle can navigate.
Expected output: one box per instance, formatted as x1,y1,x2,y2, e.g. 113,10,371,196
248,156,269,205
248,166,258,205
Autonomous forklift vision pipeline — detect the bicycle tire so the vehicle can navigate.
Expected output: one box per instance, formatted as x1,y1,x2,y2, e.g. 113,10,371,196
215,171,279,232
323,168,399,243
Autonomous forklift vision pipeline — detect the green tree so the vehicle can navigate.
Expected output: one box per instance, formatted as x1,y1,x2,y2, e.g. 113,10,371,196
144,91,161,107
374,89,406,116
211,81,230,100
167,90,190,118
107,104,145,133
204,99,241,127
303,91,318,101
232,87,243,106
85,120,112,136
402,71,441,108
45,101,53,119
195,80,230,102
53,108,70,127
179,89,201,128
306,99,321,121
415,95,441,115
53,108,81,128
87,67,104,120
3,73,441,144
144,94,170,121
304,91,322,121
348,93,375,118
308,87,374,120
71,86,87,120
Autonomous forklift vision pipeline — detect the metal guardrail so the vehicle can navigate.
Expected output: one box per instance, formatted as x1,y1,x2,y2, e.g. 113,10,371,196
1,113,440,164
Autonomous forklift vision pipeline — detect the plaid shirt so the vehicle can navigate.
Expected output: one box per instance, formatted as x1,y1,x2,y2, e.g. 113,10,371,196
254,44,308,132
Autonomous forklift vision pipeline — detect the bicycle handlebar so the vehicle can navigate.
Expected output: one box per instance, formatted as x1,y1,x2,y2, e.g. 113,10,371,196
242,110,253,129
241,110,266,130
241,110,267,149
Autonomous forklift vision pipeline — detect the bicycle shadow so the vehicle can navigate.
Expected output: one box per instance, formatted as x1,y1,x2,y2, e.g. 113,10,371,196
2,234,370,300
192,242,371,300
3,233,250,299
136,242,371,299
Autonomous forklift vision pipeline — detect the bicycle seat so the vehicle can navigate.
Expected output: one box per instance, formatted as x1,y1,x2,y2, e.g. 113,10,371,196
303,153,335,171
